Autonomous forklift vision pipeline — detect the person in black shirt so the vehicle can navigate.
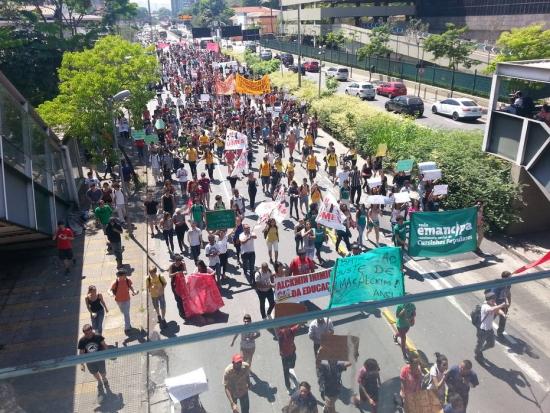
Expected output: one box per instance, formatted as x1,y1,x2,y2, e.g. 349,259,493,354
169,255,187,319
317,360,351,412
78,324,110,394
105,217,123,268
144,193,159,237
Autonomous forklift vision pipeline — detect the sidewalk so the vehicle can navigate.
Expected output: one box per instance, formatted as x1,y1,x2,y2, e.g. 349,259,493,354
0,142,151,412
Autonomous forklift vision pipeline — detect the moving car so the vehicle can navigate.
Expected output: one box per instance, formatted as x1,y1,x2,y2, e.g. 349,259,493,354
325,67,349,81
303,61,320,72
259,49,272,60
288,64,305,75
376,82,407,99
345,82,375,100
275,53,294,66
385,95,424,117
431,98,483,121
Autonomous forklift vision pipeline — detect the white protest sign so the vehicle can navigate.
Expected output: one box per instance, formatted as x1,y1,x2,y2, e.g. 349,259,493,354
200,94,210,102
231,150,247,177
393,192,411,204
165,368,208,403
275,268,331,303
367,177,382,188
316,193,346,231
225,129,247,150
422,169,442,181
418,161,437,173
433,184,448,196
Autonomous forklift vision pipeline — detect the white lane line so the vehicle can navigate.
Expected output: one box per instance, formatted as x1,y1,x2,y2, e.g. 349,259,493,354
214,161,231,203
406,257,550,393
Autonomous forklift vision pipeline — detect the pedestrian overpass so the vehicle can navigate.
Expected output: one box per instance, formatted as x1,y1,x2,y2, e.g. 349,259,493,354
482,60,550,234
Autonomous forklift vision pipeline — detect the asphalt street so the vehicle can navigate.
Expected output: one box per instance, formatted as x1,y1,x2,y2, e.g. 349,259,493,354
148,32,550,413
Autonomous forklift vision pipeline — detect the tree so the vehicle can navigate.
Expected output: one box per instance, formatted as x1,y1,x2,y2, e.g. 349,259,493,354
406,18,429,61
423,23,477,70
357,24,391,60
156,7,172,20
37,36,158,154
321,31,347,50
486,24,550,73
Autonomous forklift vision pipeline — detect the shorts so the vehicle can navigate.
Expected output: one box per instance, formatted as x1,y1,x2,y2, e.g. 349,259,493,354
397,326,410,335
308,169,317,180
266,241,279,253
87,360,106,375
368,219,380,229
302,146,311,156
261,176,270,186
58,249,73,260
328,166,337,175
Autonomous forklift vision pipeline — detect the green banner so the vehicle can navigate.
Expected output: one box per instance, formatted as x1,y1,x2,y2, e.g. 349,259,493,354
132,129,158,144
408,207,478,257
205,209,236,230
396,159,414,172
328,247,404,308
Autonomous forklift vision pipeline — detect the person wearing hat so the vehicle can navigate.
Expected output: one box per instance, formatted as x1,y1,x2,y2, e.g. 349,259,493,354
223,353,251,413
109,269,138,333
475,291,507,360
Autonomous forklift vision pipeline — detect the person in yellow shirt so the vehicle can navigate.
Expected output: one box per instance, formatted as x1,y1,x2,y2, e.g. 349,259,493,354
186,145,198,178
346,147,358,167
259,156,271,193
263,218,279,262
285,157,295,185
214,135,225,158
326,149,338,183
274,157,283,174
302,132,314,164
202,147,216,179
311,183,322,206
146,267,166,324
199,132,210,152
306,153,318,183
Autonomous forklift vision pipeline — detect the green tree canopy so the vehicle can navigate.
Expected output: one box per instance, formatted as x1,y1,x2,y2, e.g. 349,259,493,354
423,23,477,70
187,0,234,27
156,7,172,20
486,24,550,73
357,24,391,60
321,31,347,50
38,35,158,151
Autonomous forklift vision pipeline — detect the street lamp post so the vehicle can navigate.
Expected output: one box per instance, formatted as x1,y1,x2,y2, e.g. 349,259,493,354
297,5,302,87
318,48,325,98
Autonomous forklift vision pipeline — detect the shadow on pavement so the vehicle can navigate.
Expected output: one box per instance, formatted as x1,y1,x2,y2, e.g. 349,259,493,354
250,372,278,403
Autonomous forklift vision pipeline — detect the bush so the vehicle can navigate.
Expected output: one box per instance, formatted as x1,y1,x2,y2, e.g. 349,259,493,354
272,73,521,232
244,51,280,76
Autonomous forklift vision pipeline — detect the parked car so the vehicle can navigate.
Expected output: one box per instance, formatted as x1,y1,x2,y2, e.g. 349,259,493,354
245,44,257,53
376,81,407,98
385,95,424,117
303,61,320,72
275,53,294,66
288,64,305,75
431,98,482,121
259,49,272,60
345,82,375,100
325,67,349,81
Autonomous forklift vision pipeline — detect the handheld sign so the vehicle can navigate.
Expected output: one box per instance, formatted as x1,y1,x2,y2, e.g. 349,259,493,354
393,192,411,204
432,184,448,196
200,94,210,102
418,161,437,173
274,302,307,318
131,129,146,140
367,177,382,188
318,334,360,362
396,159,414,173
422,169,442,181
205,210,236,230
375,143,387,157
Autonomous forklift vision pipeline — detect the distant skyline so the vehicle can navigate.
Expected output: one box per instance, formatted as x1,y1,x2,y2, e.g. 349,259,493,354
133,0,171,11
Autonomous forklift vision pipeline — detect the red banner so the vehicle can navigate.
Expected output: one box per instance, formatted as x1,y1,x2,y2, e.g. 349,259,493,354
215,74,236,95
175,272,224,317
513,251,550,274
206,42,220,53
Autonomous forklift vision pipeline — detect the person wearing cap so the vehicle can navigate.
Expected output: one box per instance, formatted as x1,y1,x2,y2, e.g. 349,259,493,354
78,324,110,396
169,255,187,319
223,353,251,413
53,221,75,275
289,249,315,276
475,291,507,359
109,269,138,333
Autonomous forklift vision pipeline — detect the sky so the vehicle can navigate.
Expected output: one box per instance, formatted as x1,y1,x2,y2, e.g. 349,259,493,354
133,0,171,11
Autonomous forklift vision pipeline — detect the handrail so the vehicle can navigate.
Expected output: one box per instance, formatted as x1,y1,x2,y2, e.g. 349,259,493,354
0,270,549,380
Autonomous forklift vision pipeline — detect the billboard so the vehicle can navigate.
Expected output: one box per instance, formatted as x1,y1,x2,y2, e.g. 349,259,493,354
242,28,260,41
220,25,242,38
191,27,211,38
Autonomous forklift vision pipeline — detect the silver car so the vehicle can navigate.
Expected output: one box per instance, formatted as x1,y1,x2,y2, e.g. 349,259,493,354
326,67,349,81
345,82,376,100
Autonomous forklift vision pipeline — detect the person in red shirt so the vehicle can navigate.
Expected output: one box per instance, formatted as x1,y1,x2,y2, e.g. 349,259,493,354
289,249,315,276
277,324,303,394
399,355,422,402
53,221,75,274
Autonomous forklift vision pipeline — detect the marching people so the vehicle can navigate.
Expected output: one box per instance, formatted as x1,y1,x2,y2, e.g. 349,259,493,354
85,285,108,335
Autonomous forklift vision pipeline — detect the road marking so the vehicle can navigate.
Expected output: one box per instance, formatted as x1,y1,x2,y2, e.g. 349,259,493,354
215,161,231,203
406,257,550,393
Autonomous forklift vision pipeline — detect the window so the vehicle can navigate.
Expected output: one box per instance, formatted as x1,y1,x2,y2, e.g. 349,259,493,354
461,100,477,107
362,84,373,89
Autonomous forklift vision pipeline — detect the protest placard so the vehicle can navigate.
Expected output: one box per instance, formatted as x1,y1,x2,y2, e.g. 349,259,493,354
225,129,247,150
318,335,360,362
367,177,382,188
422,169,442,181
404,390,443,413
375,143,387,157
433,184,448,196
396,159,414,172
328,247,404,308
200,94,210,102
408,207,477,257
393,192,411,204
274,302,308,318
418,161,437,173
131,129,146,140
231,150,247,177
316,193,346,231
275,269,331,303
165,368,209,403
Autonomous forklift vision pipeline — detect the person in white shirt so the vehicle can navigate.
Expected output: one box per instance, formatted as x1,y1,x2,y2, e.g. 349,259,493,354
150,153,162,184
337,167,350,188
231,189,246,216
205,234,221,284
239,224,257,285
187,221,202,263
475,292,507,359
216,229,229,278
308,317,334,356
427,352,448,405
254,262,275,319
118,117,129,139
112,183,126,224
176,165,188,198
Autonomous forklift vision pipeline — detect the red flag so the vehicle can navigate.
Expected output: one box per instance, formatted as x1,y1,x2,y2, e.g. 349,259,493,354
179,273,224,317
513,250,550,274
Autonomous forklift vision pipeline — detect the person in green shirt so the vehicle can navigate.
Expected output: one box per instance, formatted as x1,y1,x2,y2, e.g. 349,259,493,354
94,200,113,230
394,302,416,361
314,225,327,264
340,179,351,207
392,216,409,248
190,199,206,229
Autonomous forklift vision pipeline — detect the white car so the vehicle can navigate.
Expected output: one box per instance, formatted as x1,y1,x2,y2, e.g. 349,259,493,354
345,82,375,100
326,67,349,81
431,98,483,121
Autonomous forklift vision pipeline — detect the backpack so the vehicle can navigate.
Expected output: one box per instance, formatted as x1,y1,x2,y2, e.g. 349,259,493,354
111,278,129,296
146,275,166,290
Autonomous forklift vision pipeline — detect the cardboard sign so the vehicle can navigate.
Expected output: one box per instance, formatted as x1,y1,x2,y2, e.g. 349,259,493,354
200,94,210,102
274,302,308,318
422,169,442,181
275,269,331,303
418,161,437,173
366,195,388,205
367,177,382,188
432,184,448,196
317,334,360,362
393,192,411,204
403,390,443,413
396,159,414,172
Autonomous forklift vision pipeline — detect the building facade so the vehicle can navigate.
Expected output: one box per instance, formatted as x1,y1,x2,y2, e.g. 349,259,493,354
0,72,80,248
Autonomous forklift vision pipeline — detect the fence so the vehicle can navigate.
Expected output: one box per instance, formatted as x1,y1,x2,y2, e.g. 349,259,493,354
260,38,503,99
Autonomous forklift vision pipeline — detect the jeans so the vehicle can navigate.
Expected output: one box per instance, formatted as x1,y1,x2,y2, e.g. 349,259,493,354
117,300,132,330
236,393,249,413
171,283,185,318
115,204,126,223
248,190,257,210
351,186,362,204
111,241,123,265
210,263,221,283
335,231,351,252
242,251,256,284
163,229,174,252
475,328,495,354
175,225,187,252
190,244,201,262
295,236,303,255
357,224,365,247
188,161,197,178
282,353,297,389
256,289,275,318
91,308,105,334
289,197,299,218
219,253,228,275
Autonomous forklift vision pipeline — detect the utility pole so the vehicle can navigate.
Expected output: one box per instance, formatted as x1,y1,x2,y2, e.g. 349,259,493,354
147,0,153,42
297,5,302,87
